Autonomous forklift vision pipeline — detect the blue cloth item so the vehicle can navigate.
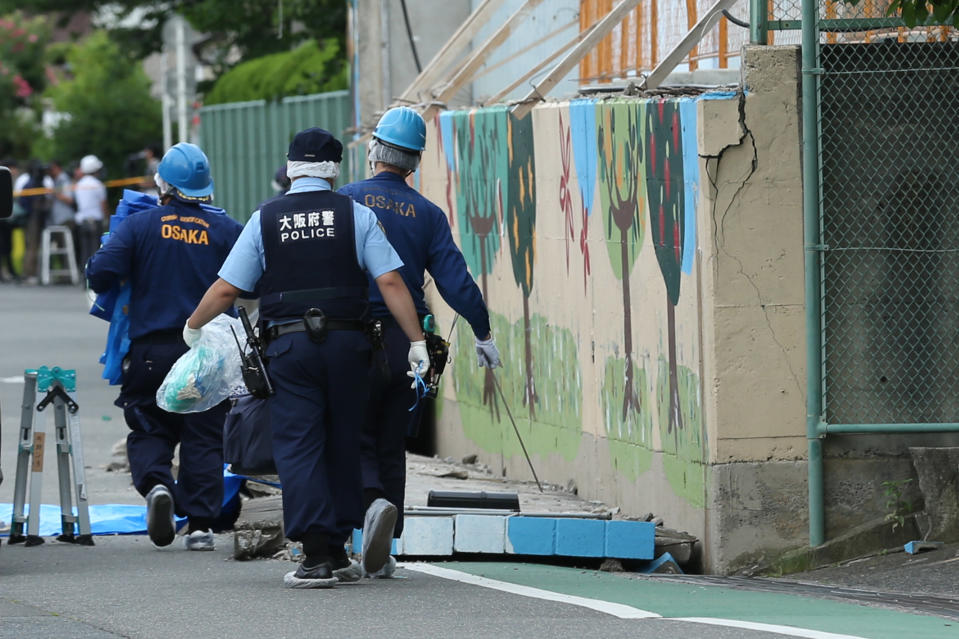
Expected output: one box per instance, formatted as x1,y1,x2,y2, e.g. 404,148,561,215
89,189,158,322
0,468,245,537
218,177,403,293
339,172,491,338
86,198,243,340
91,189,159,383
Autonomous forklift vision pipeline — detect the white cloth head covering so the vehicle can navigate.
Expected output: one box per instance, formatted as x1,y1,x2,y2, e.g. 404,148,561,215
286,160,340,180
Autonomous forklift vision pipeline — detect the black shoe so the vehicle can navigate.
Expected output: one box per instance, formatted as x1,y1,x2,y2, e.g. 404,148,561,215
284,561,337,589
145,485,175,548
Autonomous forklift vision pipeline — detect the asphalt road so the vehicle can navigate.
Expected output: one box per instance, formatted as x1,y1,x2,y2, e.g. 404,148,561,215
1,283,957,639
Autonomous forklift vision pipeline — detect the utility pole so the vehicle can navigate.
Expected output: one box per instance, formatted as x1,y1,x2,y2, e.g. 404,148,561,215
176,16,188,143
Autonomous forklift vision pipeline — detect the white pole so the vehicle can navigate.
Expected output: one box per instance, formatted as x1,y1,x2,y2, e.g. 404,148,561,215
161,47,172,151
176,17,188,143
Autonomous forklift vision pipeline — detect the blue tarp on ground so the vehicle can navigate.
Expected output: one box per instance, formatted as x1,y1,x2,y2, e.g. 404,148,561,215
1,467,249,537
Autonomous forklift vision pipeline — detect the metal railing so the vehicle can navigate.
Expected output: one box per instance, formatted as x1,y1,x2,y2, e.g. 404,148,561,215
753,0,959,546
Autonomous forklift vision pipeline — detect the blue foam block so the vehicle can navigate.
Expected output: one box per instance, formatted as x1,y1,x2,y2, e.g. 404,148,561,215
506,516,556,555
555,518,605,557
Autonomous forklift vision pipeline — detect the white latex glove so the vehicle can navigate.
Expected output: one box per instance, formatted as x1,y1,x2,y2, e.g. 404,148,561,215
406,340,430,389
475,335,502,368
182,320,203,347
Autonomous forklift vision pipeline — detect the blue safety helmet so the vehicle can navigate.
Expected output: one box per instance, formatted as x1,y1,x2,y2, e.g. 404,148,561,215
157,143,214,199
372,107,426,152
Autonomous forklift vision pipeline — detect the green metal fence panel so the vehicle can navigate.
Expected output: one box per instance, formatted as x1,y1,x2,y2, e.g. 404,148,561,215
198,91,352,223
766,2,959,425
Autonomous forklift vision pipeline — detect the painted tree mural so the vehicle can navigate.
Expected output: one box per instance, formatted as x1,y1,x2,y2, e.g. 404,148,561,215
646,99,686,435
570,99,598,292
596,100,646,421
506,112,538,417
453,106,509,418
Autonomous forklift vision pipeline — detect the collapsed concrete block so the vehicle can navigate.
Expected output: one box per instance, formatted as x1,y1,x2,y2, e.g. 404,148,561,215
399,516,453,555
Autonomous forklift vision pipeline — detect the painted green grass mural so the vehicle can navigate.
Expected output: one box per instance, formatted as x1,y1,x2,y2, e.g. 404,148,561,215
602,356,653,482
451,313,582,462
657,356,705,507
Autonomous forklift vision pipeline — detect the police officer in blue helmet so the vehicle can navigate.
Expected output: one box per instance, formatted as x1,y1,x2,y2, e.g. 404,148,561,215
339,107,501,578
186,127,428,588
86,143,243,551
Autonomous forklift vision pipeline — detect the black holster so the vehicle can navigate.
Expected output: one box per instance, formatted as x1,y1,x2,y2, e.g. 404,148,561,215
303,308,327,344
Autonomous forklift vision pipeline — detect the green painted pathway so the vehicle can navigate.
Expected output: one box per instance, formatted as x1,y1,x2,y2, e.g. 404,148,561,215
446,562,959,639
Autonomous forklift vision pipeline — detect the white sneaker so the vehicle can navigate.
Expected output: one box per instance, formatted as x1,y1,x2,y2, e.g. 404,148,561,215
184,529,215,551
366,555,397,579
361,498,397,574
145,485,175,548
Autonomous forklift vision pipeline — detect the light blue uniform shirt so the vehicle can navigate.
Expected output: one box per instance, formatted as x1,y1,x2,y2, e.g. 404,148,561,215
218,177,404,292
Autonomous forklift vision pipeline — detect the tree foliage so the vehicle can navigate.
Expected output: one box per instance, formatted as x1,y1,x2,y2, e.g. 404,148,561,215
204,39,347,105
845,0,959,27
44,31,161,176
0,12,51,158
2,0,346,74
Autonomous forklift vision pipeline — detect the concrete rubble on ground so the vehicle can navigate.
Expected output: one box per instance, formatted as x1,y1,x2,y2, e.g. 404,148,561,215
230,452,700,571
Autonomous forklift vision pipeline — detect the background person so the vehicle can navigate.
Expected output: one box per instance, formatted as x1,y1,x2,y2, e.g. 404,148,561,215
185,127,429,589
339,107,501,578
74,154,108,270
85,143,243,552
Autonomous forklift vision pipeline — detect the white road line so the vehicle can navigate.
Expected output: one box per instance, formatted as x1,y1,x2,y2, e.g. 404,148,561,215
673,618,867,639
402,563,661,619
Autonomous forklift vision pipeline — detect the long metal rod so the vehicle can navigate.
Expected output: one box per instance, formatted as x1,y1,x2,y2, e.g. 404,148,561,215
801,0,825,548
490,371,543,492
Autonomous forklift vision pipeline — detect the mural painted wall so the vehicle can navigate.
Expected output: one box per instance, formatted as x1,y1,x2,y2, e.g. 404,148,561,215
423,95,713,522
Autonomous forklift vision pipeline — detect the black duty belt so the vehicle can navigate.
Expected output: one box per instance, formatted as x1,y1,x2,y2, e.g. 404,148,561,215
266,319,366,342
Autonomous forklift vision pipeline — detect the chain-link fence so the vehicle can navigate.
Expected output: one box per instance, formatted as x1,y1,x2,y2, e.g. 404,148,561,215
768,2,959,424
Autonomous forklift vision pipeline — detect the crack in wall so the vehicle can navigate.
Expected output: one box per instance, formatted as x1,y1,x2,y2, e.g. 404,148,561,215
703,91,805,400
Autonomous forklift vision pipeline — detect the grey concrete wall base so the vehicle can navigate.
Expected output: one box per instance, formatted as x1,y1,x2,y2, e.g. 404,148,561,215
909,447,959,542
709,456,926,574
763,515,922,577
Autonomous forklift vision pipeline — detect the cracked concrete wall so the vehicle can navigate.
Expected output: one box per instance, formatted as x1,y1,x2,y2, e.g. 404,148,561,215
698,46,807,571
415,46,808,573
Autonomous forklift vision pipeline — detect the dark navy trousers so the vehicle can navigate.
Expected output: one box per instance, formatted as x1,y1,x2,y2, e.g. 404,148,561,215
265,331,371,543
361,323,423,538
118,334,227,523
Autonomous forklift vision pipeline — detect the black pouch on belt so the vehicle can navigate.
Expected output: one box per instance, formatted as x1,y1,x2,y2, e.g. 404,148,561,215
303,308,327,344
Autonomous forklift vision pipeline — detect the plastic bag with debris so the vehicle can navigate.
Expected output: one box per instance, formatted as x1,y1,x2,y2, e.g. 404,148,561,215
156,314,247,413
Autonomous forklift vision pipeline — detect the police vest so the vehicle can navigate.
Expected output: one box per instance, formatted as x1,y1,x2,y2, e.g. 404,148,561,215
258,190,369,322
